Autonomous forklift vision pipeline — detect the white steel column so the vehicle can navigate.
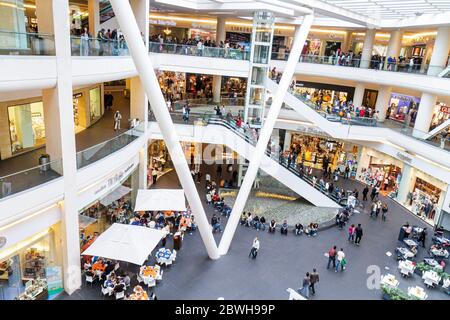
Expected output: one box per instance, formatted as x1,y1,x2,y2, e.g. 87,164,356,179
212,75,222,103
427,26,450,76
216,17,226,44
139,144,148,189
109,0,219,259
88,0,100,36
413,93,437,137
352,82,365,107
131,0,149,49
360,29,376,69
218,15,314,255
396,164,415,205
52,0,81,294
384,29,403,70
375,85,392,122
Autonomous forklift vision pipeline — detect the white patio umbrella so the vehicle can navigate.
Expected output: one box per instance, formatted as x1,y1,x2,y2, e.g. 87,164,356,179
134,189,186,211
81,223,167,265
99,185,132,207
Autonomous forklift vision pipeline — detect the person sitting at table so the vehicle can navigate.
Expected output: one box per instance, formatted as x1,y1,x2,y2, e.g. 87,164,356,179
295,223,304,235
211,214,222,233
113,282,125,294
410,245,418,256
280,220,288,235
402,223,412,239
85,267,95,278
156,212,165,228
268,219,277,233
240,212,247,225
148,220,156,229
104,261,115,276
122,273,131,287
83,261,91,271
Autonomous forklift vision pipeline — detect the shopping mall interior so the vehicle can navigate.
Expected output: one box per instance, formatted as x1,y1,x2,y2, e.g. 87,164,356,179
0,0,450,302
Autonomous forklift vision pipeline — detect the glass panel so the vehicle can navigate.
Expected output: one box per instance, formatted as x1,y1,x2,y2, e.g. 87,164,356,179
89,87,102,123
253,45,270,64
251,66,267,85
76,122,145,169
249,87,264,105
8,102,46,154
0,31,55,55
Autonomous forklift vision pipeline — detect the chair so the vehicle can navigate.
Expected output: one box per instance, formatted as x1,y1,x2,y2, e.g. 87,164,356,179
101,285,111,298
115,291,125,300
114,262,120,272
136,274,144,284
85,275,95,286
172,250,177,262
147,277,156,289
156,269,163,281
165,258,173,267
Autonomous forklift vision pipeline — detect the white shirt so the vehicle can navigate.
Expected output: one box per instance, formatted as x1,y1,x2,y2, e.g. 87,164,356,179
252,239,260,250
337,250,345,262
206,173,211,181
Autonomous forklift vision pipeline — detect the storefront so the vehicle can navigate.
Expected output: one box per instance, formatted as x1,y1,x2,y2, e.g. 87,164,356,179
185,73,213,99
386,92,420,124
0,84,104,159
430,102,450,131
289,133,359,172
293,81,355,112
0,226,63,300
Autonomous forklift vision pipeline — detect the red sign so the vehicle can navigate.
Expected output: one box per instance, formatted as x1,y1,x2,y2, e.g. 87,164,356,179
440,105,450,114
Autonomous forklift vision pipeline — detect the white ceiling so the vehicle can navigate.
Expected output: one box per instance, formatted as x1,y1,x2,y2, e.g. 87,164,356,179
321,0,450,20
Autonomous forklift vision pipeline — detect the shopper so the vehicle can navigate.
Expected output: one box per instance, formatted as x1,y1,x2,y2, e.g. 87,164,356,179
249,237,260,259
335,248,346,272
381,203,388,221
309,269,319,296
326,245,337,269
370,201,378,218
152,168,158,185
297,272,310,298
354,224,363,246
114,110,122,131
348,224,355,242
370,186,377,201
362,185,369,201
418,228,427,248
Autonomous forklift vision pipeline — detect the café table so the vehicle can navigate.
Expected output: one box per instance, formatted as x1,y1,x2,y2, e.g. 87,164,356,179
155,248,173,265
407,286,428,300
398,260,415,277
403,238,419,248
422,270,441,288
380,274,399,288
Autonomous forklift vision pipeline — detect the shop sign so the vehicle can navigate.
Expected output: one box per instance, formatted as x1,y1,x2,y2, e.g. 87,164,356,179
192,23,215,30
440,105,450,114
0,236,6,249
93,162,136,196
150,19,176,26
46,266,63,296
396,152,412,164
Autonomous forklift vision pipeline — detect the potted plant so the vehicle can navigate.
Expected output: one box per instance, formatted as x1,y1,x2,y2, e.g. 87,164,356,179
381,284,417,300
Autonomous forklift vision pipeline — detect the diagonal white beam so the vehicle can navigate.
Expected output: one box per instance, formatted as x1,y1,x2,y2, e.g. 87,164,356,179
109,0,219,259
218,14,315,255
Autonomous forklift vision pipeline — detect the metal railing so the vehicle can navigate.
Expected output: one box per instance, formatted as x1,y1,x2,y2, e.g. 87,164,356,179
71,36,130,56
149,42,250,60
0,30,55,55
76,122,145,169
0,159,62,200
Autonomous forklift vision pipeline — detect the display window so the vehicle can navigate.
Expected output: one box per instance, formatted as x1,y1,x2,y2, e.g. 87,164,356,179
430,102,450,131
73,92,87,133
8,102,46,154
89,87,103,123
293,86,348,113
0,228,62,300
386,93,420,123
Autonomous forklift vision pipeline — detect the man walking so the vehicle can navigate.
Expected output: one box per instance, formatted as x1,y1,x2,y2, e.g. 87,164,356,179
354,224,363,246
326,245,337,269
362,185,369,201
297,272,310,298
309,269,319,296
249,237,260,259
335,248,346,272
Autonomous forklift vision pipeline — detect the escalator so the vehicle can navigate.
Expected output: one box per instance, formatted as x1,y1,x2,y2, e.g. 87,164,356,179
438,66,450,78
150,112,348,208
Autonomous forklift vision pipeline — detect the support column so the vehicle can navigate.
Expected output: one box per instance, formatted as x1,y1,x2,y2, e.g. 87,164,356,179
360,29,376,69
396,164,415,205
216,17,226,44
45,0,81,295
342,30,353,52
88,0,100,36
352,82,365,107
384,29,403,70
138,143,148,189
375,85,392,121
427,26,450,76
130,76,147,123
212,75,222,104
131,0,149,49
413,93,437,137
219,14,314,255
355,146,371,180
109,0,219,259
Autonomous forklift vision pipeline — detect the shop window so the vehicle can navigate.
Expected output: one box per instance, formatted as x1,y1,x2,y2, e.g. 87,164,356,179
430,102,450,131
8,102,46,154
387,93,420,123
249,87,264,105
89,87,102,123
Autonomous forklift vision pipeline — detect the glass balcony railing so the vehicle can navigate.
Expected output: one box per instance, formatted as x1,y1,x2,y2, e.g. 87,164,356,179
149,42,250,60
71,36,130,56
271,52,448,77
0,30,55,55
0,159,62,200
76,122,144,169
